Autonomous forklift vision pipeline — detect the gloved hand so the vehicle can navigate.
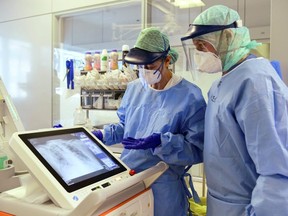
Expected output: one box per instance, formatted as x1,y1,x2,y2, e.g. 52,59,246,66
122,133,161,150
53,124,63,128
92,130,103,141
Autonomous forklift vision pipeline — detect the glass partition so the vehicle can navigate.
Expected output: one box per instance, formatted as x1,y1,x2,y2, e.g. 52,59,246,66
53,1,142,127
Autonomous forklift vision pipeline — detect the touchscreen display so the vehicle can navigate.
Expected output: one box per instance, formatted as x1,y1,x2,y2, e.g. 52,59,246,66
19,128,127,192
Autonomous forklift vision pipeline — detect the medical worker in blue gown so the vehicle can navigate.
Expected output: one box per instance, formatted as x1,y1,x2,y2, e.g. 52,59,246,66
181,5,288,216
93,27,206,216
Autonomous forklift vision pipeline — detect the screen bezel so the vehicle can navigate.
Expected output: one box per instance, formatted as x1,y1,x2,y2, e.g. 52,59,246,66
18,127,127,193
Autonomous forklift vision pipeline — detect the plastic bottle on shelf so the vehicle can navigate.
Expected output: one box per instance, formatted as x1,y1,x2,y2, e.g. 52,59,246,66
100,49,109,72
84,51,93,71
122,45,129,68
73,107,86,126
110,49,118,70
93,51,101,71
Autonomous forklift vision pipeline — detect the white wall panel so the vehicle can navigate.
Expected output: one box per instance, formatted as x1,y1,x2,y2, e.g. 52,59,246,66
60,3,141,51
270,0,288,85
0,15,52,130
244,0,270,27
249,26,270,40
196,0,270,28
201,0,238,12
0,0,52,22
52,0,129,13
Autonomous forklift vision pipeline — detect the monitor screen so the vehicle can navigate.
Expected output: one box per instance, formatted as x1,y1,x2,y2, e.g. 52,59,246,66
18,127,127,193
9,126,132,209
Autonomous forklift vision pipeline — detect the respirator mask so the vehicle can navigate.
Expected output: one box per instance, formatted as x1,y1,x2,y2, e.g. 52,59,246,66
193,49,222,73
138,59,164,87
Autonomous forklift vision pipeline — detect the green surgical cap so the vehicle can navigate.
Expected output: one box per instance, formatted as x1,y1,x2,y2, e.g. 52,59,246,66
135,27,178,64
193,5,261,71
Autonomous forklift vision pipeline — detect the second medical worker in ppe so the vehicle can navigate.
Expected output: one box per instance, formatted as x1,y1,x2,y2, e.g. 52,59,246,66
93,27,206,216
181,5,288,216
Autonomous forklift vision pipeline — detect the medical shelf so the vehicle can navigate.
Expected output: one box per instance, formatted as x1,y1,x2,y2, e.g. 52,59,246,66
80,88,125,110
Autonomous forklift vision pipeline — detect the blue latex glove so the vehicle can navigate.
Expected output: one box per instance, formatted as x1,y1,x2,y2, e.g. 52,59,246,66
53,124,63,128
122,133,161,150
92,130,103,141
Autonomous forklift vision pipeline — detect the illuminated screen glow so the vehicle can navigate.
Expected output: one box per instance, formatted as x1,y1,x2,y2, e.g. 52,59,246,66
19,128,126,192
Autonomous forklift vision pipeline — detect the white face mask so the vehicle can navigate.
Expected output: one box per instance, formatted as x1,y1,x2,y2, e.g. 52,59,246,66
138,59,165,87
194,49,222,73
138,66,162,86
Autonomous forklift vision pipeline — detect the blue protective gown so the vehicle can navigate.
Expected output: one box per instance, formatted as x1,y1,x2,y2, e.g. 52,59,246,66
204,57,288,216
103,77,206,216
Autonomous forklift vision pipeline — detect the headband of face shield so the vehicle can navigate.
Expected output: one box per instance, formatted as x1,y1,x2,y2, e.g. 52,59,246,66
181,20,242,41
181,20,242,79
124,46,170,65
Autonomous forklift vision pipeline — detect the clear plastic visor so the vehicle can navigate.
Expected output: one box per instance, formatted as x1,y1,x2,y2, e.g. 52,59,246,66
182,38,220,80
182,39,200,80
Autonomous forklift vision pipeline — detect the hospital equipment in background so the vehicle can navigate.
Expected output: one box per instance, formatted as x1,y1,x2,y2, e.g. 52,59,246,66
0,126,168,216
0,77,27,193
0,78,25,161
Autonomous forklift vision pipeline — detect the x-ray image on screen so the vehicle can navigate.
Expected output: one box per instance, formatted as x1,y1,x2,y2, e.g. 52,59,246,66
34,138,103,184
27,132,120,186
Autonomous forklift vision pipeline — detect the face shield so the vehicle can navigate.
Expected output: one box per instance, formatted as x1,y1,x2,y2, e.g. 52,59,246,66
182,39,222,79
181,20,242,80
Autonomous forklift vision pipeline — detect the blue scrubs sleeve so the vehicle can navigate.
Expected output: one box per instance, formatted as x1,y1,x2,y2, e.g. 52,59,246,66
153,100,206,166
237,81,288,215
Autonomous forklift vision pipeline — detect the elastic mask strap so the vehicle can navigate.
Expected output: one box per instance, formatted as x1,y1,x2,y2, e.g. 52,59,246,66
153,59,165,80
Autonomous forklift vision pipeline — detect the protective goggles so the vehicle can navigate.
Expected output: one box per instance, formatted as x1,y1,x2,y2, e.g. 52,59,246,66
181,20,243,41
124,46,170,65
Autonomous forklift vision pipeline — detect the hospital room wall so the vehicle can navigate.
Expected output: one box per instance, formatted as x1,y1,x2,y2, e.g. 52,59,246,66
0,14,53,131
0,0,135,130
270,0,288,84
